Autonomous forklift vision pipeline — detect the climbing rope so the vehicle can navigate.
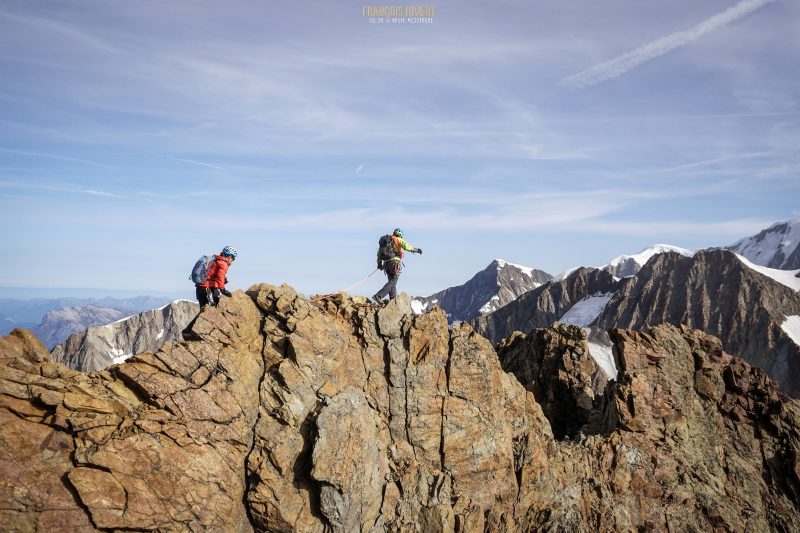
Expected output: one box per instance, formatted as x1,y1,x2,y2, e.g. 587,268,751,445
310,268,380,301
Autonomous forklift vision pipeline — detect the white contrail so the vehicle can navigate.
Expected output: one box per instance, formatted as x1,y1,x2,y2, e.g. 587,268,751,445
560,0,776,89
173,157,224,170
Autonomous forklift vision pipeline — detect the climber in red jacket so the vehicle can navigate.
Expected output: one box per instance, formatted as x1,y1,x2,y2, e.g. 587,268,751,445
197,246,237,307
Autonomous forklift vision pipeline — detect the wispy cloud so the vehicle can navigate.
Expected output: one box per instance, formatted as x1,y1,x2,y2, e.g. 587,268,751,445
588,217,775,240
0,8,120,54
0,180,129,199
636,151,772,175
0,148,107,167
560,0,777,89
172,157,224,170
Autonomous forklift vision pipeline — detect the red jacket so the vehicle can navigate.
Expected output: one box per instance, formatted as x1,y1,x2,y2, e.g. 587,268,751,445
198,255,229,288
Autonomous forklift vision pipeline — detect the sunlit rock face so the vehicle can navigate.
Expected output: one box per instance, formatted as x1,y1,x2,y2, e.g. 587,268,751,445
1,285,800,532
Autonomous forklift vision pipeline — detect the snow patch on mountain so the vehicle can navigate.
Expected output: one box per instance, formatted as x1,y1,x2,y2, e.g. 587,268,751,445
410,299,428,314
479,295,501,315
112,352,133,365
588,339,617,381
495,258,536,277
553,266,581,281
781,316,800,347
602,244,694,278
729,219,800,269
735,254,800,292
108,346,132,364
559,293,614,327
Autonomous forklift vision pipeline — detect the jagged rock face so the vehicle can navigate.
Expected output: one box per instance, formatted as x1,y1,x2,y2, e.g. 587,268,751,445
596,249,800,396
413,259,551,322
51,300,199,372
728,219,800,269
0,293,264,531
2,286,800,531
471,267,618,344
244,286,541,531
509,323,800,532
497,324,607,440
32,304,128,349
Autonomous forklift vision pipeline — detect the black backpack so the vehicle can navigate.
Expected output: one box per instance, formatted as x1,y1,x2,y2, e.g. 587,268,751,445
377,234,396,262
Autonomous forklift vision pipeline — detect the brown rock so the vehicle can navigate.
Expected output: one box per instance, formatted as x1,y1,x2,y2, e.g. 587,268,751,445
2,286,800,532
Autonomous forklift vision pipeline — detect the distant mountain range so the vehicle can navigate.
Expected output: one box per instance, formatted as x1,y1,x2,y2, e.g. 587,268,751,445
32,305,129,349
472,248,800,396
412,259,551,322
0,295,173,336
51,300,199,372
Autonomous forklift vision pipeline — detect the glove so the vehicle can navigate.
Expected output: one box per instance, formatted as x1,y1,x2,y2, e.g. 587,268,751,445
225,277,229,284
377,261,383,271
415,248,423,255
221,289,232,297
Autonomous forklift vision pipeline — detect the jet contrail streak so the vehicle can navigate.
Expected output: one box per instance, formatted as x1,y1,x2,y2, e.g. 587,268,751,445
560,0,776,89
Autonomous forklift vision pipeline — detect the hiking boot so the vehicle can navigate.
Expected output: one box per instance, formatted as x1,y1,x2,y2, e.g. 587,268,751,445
372,294,383,305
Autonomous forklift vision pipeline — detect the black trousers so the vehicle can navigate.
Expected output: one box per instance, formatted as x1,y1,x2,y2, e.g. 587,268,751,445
196,286,220,307
375,261,402,300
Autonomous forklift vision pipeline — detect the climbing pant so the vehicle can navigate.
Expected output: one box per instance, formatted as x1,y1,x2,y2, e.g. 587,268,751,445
375,260,402,300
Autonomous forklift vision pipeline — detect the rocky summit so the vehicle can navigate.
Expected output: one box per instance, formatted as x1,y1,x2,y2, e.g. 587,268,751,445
1,285,800,531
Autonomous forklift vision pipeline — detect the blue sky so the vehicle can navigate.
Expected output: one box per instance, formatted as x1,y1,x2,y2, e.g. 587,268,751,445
1,0,798,298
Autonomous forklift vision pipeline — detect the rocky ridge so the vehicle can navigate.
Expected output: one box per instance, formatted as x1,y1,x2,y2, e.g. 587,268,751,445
412,259,551,323
2,284,800,531
51,299,199,372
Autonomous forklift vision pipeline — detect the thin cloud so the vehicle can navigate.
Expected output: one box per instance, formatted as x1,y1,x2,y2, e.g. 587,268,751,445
0,8,120,55
83,189,124,198
0,148,107,167
172,157,224,170
560,0,776,89
637,151,771,175
0,180,129,199
587,217,775,239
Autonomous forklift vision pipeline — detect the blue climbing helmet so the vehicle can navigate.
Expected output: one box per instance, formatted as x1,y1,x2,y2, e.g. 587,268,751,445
221,245,238,259
392,228,404,238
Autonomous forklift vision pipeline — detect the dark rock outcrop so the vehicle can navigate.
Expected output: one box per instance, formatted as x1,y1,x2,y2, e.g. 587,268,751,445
412,259,550,322
471,267,618,344
497,323,606,440
51,299,199,372
2,285,800,531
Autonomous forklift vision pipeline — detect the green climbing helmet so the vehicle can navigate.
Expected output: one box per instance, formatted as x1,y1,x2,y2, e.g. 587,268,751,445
393,228,404,238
